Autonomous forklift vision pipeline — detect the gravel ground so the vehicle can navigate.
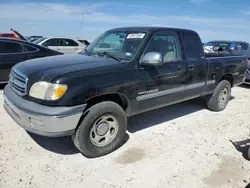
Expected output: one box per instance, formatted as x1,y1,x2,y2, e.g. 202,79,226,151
0,85,250,188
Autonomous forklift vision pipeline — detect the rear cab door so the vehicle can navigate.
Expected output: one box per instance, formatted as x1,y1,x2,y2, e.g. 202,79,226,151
182,31,207,98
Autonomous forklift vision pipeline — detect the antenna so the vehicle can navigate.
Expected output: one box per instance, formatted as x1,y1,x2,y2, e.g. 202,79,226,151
79,12,85,38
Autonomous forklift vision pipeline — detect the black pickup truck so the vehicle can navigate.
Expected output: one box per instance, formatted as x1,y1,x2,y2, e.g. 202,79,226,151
3,27,248,157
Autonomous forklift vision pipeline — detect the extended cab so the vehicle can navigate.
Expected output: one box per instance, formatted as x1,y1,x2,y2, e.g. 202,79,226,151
3,27,248,157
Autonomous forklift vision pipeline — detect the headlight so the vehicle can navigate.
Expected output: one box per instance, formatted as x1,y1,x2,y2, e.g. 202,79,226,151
29,81,67,100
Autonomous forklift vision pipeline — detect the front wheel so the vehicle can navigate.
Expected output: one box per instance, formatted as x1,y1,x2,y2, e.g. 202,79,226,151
72,101,127,158
206,80,231,111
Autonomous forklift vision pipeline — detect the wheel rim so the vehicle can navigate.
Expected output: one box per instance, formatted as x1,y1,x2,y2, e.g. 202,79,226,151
89,114,119,147
218,87,228,106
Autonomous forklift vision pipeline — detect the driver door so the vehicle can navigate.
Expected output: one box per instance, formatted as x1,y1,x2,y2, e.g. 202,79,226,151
132,31,187,114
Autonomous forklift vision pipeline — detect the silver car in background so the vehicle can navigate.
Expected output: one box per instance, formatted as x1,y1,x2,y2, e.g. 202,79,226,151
32,37,87,54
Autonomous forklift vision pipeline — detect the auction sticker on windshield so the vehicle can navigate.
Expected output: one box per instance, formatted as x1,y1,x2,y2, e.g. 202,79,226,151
127,33,145,39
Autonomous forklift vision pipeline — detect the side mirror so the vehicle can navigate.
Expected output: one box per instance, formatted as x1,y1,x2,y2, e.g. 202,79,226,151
140,52,163,66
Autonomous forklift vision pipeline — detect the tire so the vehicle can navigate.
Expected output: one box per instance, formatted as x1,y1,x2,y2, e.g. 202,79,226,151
206,80,231,111
72,101,127,158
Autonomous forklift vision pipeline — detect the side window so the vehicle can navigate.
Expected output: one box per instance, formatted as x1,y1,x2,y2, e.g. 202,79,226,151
43,39,60,46
143,31,181,62
60,39,79,47
23,45,38,52
0,41,23,53
241,43,249,51
183,32,202,61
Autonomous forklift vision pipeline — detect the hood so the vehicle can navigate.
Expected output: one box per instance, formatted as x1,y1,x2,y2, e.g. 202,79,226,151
14,54,119,81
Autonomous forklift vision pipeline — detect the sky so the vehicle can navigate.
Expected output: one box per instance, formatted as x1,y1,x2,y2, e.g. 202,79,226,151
0,0,250,42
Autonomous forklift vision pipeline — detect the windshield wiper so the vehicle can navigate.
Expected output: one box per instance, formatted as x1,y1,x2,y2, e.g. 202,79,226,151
102,52,121,61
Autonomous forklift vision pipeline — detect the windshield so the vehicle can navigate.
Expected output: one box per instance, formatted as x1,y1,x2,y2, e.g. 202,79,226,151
85,31,146,60
204,42,230,50
33,37,47,44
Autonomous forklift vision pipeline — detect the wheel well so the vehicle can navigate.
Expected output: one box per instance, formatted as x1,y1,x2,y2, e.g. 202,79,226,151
219,74,234,87
85,93,129,112
75,94,129,131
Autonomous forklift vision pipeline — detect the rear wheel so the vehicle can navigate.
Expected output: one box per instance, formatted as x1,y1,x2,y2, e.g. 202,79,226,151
72,101,127,158
206,80,231,111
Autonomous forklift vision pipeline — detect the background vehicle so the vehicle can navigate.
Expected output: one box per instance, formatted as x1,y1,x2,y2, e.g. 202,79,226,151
77,39,90,46
204,40,250,58
0,37,62,83
32,37,87,54
3,27,248,158
244,61,250,84
0,32,18,39
204,40,250,85
26,36,43,42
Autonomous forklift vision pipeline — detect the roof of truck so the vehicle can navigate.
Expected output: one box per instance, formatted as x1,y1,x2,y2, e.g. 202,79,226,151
108,26,198,34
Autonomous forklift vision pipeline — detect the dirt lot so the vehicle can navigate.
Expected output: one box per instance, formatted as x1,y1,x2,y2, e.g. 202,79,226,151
0,85,250,188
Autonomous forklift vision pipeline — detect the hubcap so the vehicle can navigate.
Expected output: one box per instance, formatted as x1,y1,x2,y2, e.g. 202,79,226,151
96,122,109,136
90,114,119,147
218,87,228,105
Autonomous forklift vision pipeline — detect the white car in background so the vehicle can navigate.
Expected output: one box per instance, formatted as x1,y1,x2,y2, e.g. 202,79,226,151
32,37,88,54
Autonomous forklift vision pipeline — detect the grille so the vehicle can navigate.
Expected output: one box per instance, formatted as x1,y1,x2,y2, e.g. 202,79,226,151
9,69,28,96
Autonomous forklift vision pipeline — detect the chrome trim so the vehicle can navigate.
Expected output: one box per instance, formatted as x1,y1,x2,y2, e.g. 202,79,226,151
9,68,28,96
136,81,209,101
136,86,185,101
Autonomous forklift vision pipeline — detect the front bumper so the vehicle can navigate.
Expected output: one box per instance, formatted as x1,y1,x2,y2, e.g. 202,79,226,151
3,84,87,137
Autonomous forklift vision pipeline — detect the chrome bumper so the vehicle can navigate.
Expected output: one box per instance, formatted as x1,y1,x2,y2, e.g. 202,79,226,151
3,84,86,137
